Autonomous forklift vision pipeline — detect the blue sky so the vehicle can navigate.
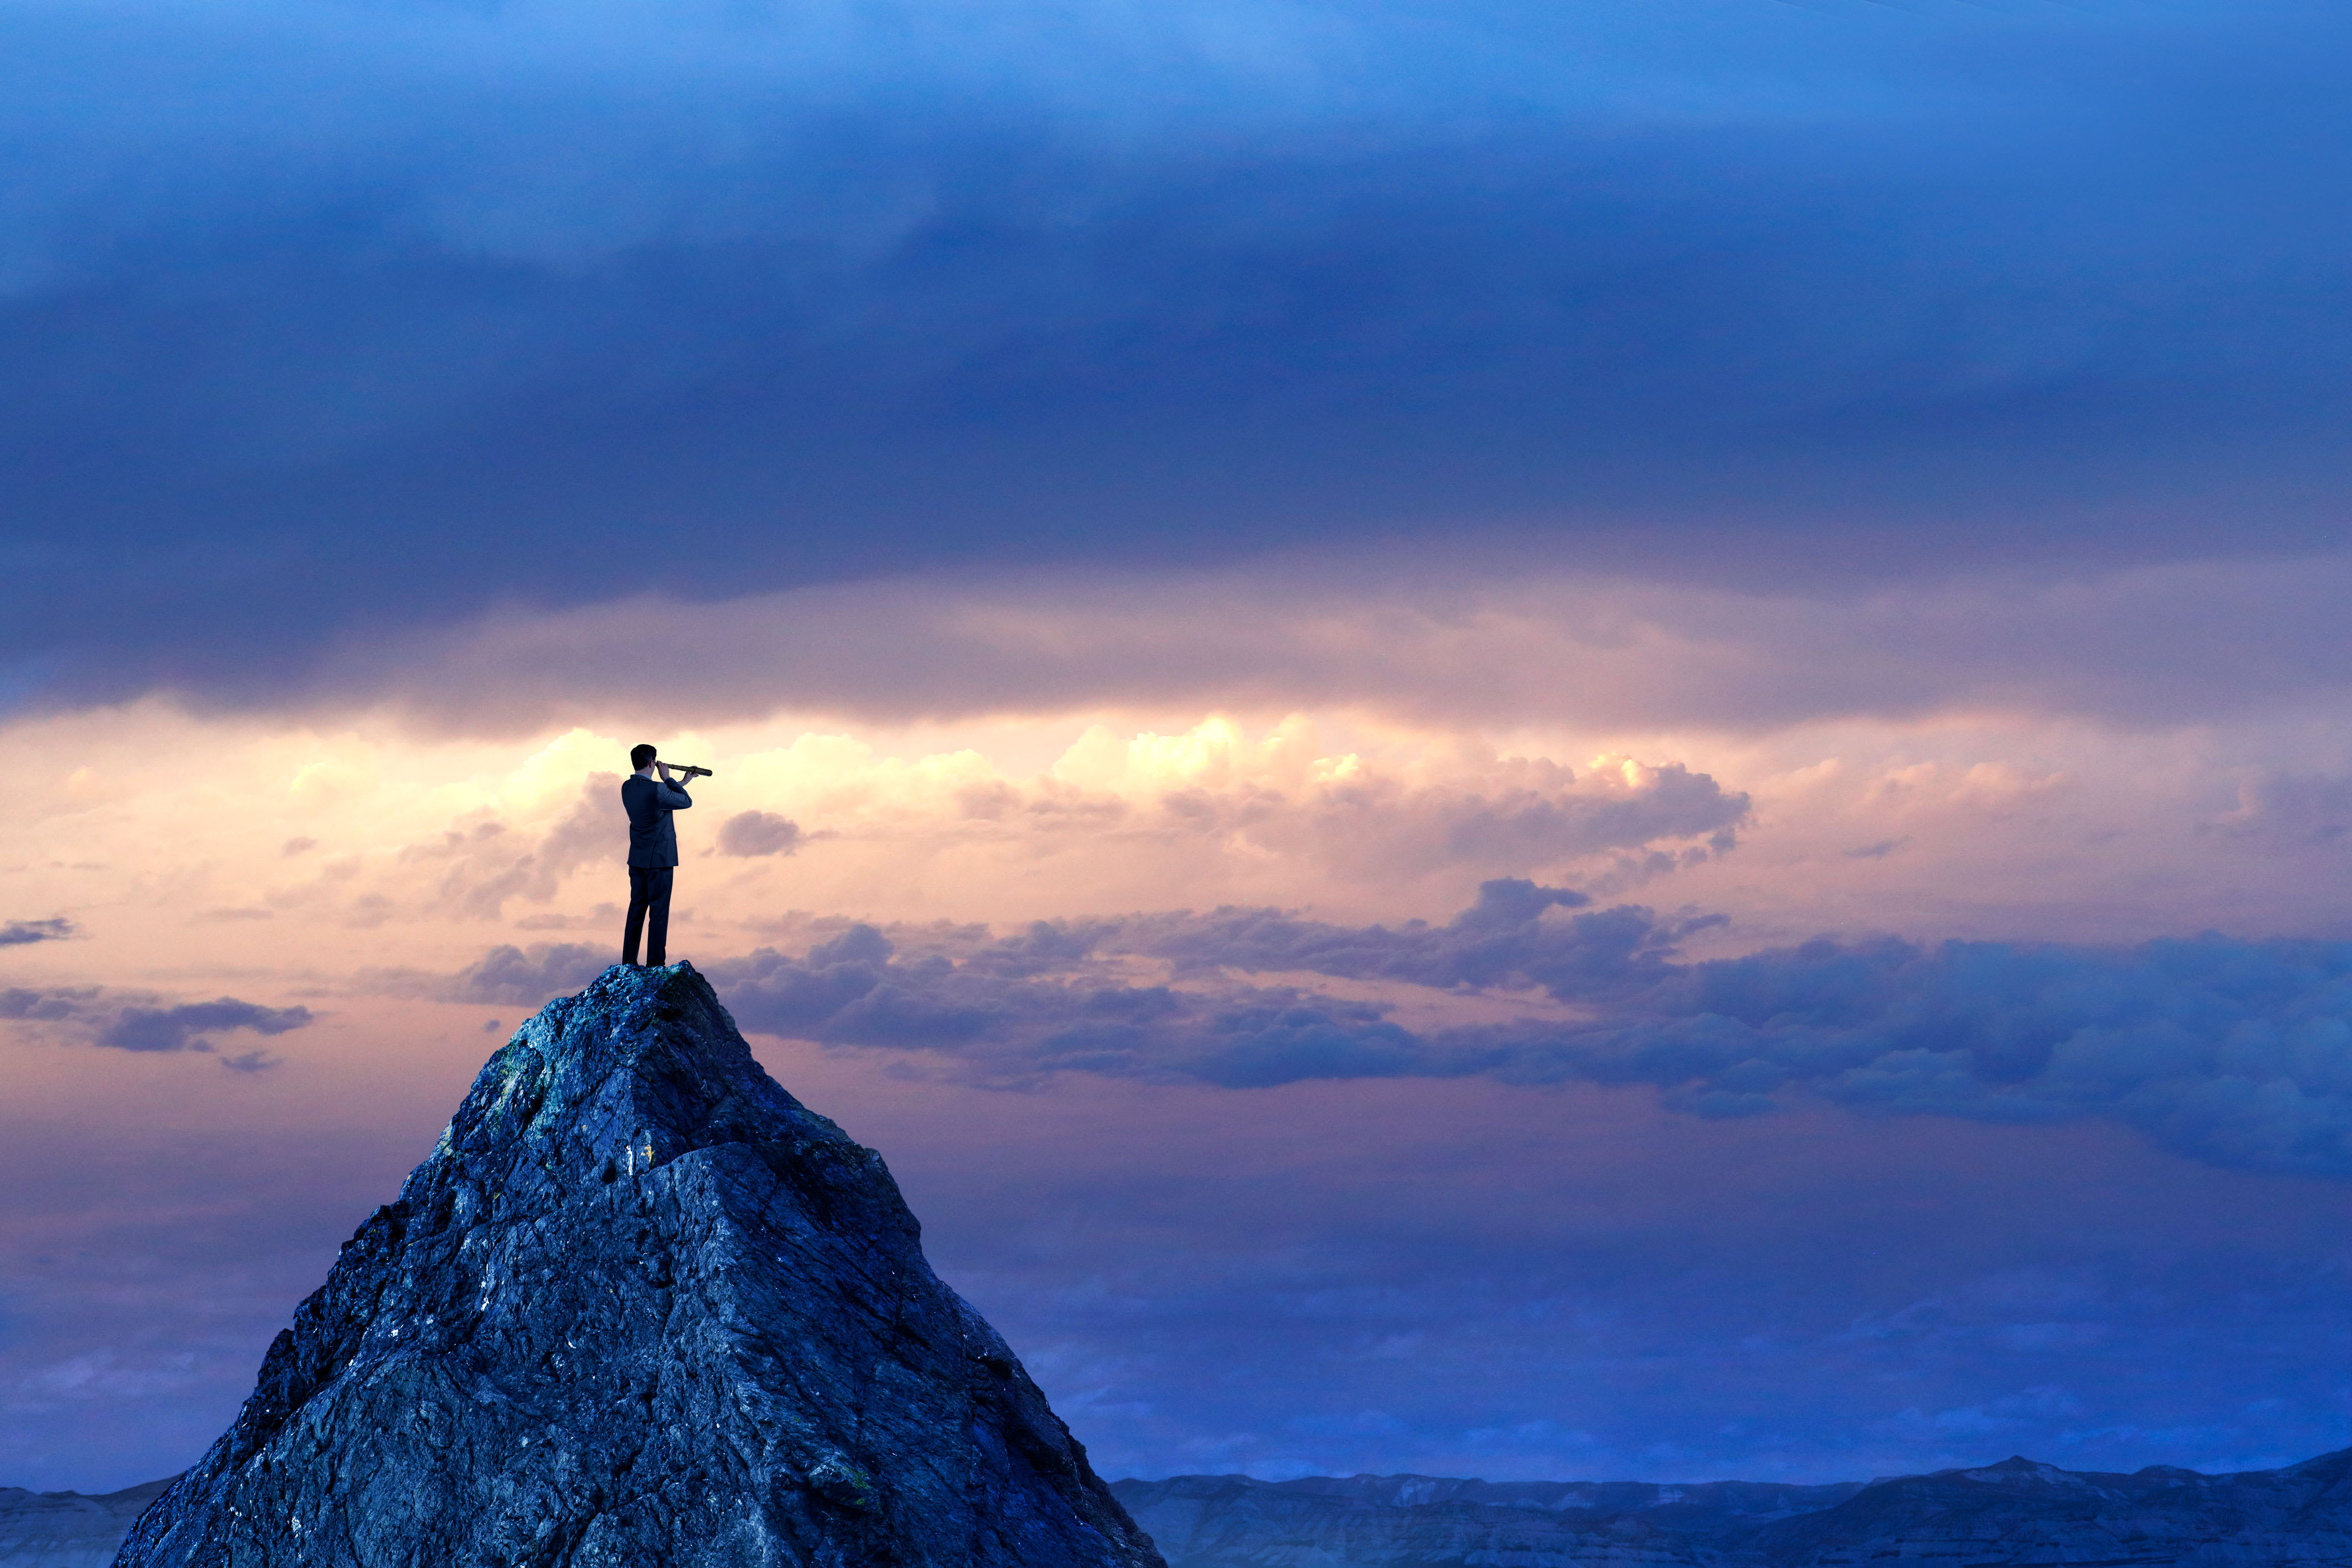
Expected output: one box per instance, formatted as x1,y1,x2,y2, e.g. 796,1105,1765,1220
4,0,2352,1497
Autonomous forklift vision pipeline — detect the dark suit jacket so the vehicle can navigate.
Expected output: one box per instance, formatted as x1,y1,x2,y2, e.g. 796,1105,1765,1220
621,774,693,868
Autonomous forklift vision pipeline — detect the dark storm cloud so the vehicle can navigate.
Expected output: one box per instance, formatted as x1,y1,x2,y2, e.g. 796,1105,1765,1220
427,879,2352,1178
0,984,313,1061
0,917,75,945
5,0,2352,711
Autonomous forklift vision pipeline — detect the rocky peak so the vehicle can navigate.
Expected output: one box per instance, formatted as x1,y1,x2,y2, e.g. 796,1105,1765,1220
1949,1457,2091,1490
115,961,1164,1567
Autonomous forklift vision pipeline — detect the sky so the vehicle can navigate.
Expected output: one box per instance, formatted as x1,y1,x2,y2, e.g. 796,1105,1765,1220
4,0,2352,1499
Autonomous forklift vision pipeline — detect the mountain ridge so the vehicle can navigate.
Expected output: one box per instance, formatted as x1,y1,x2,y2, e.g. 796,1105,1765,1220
13,1446,2352,1564
0,1482,172,1568
1112,1446,2352,1567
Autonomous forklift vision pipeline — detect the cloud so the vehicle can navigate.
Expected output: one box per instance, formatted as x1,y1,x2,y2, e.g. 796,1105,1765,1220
650,881,1692,1092
0,986,312,1063
295,722,1746,934
710,928,1435,1089
0,987,98,1024
1138,899,2352,1179
395,775,620,919
275,552,2352,738
1534,935,2352,1179
396,877,2352,1180
2204,772,2352,847
4,0,2351,714
93,1000,312,1055
0,917,75,946
440,942,613,1007
1130,761,1745,885
717,810,801,858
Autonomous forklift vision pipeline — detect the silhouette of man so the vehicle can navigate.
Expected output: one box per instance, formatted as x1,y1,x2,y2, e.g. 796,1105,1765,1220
621,743,693,966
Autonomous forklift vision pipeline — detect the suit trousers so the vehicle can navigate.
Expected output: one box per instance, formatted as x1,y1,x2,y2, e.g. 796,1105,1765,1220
624,865,674,966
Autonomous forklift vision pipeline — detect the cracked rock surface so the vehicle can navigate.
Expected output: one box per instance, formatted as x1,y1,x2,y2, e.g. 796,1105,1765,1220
115,961,1165,1568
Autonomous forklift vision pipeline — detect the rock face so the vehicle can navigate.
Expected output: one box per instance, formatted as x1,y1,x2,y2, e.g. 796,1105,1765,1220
114,962,1164,1568
0,1482,173,1568
1114,1449,2352,1567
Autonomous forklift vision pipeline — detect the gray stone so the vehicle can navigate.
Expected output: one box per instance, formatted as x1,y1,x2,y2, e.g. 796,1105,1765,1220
113,961,1165,1568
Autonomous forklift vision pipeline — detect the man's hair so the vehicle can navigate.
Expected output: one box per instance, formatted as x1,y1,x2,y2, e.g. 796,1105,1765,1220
630,744,657,770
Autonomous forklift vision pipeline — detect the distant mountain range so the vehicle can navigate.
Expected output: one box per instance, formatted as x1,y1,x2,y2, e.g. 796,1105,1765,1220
0,1479,172,1568
11,1449,2352,1566
1111,1448,2352,1567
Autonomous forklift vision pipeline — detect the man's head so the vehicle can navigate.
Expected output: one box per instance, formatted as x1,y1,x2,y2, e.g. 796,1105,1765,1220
630,744,657,772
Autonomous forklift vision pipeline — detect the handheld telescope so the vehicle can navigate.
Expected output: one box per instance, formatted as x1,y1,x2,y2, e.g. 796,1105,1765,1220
659,763,716,779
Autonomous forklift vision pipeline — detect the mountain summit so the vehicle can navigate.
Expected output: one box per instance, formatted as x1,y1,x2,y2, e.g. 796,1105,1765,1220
115,962,1164,1567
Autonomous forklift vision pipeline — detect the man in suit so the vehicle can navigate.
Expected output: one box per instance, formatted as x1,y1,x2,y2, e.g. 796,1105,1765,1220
621,743,694,966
